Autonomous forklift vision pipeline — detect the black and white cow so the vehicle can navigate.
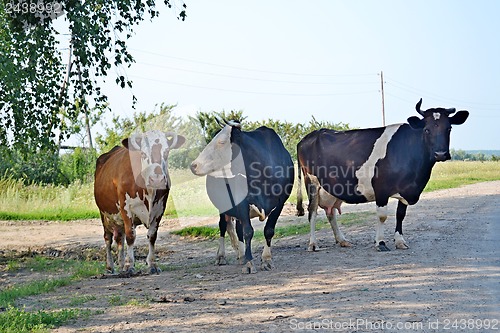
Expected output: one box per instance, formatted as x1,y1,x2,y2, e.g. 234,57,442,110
191,121,294,273
297,99,469,251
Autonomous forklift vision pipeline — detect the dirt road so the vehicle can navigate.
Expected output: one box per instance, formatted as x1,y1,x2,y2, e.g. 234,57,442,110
1,181,499,332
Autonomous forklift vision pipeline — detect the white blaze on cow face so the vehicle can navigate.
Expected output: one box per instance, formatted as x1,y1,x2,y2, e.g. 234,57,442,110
433,112,441,120
355,124,402,201
126,130,184,189
191,125,234,177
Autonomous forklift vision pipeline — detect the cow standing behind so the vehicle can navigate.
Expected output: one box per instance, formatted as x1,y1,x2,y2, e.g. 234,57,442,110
297,99,469,251
191,121,294,273
94,130,185,274
216,214,244,265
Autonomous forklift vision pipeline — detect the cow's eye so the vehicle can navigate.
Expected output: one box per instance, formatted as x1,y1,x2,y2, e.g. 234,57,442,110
424,128,430,134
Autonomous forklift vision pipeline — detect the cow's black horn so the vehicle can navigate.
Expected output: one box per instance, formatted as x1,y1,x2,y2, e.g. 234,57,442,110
415,98,424,116
445,108,456,115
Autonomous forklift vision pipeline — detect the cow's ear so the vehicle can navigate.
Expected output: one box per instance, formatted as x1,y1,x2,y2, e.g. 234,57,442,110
122,135,142,150
122,138,129,149
407,116,424,129
449,110,469,125
167,134,185,149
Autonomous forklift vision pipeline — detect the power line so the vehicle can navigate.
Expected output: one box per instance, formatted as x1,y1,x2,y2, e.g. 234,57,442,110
385,75,500,108
129,48,376,78
134,61,379,86
129,74,379,97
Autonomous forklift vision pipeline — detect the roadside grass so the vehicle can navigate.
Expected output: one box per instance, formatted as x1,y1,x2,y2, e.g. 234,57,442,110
0,258,103,308
0,256,103,332
0,177,98,221
0,161,498,221
0,306,95,333
424,161,500,191
172,211,374,240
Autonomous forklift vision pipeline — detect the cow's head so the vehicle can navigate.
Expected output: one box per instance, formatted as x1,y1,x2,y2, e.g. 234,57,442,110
407,98,469,162
190,120,242,177
123,130,185,189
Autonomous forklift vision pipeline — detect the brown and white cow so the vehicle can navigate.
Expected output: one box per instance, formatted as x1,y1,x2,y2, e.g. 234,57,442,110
94,130,185,274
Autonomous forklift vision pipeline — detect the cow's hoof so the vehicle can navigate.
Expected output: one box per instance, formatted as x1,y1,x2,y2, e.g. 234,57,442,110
339,240,352,247
150,266,161,274
261,260,274,271
242,262,257,274
215,256,227,266
394,233,409,249
119,268,135,278
395,242,409,250
307,243,319,252
377,241,391,252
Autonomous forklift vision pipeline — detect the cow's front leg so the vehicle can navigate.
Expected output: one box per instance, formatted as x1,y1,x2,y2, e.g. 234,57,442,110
114,229,126,272
394,201,409,249
147,219,161,274
124,226,136,273
261,204,282,271
118,211,136,274
375,205,390,251
241,213,256,274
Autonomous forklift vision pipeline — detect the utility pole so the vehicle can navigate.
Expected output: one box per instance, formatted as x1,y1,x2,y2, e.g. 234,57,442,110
380,71,386,126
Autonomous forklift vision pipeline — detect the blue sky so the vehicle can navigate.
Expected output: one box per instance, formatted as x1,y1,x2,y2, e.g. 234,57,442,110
71,1,500,150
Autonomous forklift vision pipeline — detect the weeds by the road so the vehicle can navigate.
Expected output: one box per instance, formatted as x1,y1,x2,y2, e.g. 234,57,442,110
0,257,103,332
173,211,373,240
0,161,499,221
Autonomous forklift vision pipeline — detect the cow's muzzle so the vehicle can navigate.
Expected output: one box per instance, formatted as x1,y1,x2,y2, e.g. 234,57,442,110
434,151,451,162
190,162,199,175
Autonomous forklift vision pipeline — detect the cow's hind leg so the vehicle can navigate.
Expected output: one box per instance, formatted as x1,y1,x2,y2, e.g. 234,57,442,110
326,209,351,247
227,217,244,263
375,205,391,251
306,177,320,251
104,229,114,273
394,201,409,249
216,214,228,265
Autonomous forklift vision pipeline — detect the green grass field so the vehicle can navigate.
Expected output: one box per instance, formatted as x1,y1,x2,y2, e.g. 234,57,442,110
0,161,498,221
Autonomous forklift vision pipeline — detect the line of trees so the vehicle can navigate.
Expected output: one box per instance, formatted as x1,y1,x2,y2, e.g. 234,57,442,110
0,104,351,185
2,103,496,186
450,149,499,162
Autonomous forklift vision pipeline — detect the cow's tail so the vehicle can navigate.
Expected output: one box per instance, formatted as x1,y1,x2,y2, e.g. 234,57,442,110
296,149,305,217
